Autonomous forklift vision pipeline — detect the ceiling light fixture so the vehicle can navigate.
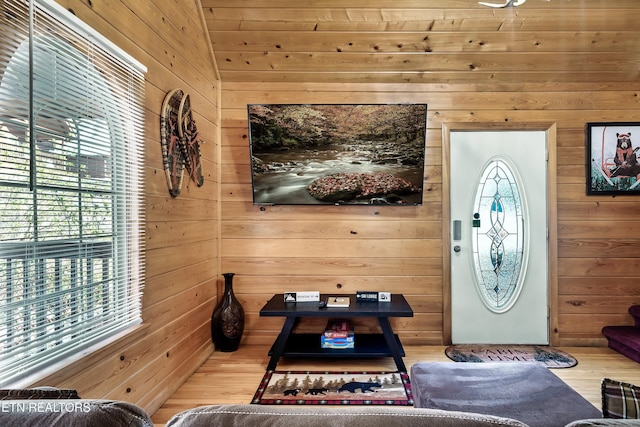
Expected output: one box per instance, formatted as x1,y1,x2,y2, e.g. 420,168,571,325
478,0,526,7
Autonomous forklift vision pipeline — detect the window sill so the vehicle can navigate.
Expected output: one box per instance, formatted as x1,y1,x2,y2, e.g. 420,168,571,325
5,323,151,390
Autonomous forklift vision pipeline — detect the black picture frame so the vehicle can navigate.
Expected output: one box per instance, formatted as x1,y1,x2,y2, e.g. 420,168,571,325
586,122,640,195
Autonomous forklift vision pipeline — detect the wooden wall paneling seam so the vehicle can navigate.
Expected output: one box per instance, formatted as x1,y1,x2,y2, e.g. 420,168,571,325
216,72,639,84
201,0,640,8
214,52,639,73
209,31,640,54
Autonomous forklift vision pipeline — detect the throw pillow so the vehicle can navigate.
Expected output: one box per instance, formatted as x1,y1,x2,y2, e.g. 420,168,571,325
602,378,640,418
0,387,80,400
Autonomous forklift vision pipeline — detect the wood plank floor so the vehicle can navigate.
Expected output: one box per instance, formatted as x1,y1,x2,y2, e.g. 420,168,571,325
151,344,640,426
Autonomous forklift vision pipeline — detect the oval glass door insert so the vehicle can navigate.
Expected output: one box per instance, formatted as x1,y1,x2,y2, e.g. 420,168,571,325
472,158,527,313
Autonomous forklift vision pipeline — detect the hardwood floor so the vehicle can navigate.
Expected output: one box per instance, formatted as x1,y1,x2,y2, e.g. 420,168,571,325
151,344,640,426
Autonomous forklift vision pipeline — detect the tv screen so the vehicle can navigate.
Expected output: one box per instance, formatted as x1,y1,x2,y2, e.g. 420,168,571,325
248,104,427,205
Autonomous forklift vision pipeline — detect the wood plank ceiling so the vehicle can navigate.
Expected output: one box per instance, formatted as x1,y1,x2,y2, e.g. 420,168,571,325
200,0,640,84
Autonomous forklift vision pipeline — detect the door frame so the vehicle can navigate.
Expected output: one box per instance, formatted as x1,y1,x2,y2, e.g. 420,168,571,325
441,122,559,346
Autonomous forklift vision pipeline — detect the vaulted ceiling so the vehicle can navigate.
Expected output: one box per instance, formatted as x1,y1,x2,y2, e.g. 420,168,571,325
200,0,640,85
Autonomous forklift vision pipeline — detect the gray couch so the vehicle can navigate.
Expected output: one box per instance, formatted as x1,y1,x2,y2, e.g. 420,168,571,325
0,399,153,427
3,400,640,427
165,404,528,426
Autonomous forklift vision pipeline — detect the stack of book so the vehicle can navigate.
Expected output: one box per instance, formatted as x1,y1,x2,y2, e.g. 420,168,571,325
321,319,354,349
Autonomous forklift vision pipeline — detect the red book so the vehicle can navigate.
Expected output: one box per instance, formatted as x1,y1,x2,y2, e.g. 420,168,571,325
323,319,354,338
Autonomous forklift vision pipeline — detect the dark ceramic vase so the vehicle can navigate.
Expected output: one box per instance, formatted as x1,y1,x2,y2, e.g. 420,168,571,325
211,273,244,352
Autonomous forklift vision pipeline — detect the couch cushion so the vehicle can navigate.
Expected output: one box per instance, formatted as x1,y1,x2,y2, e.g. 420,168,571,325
0,387,80,400
0,399,153,427
565,419,640,426
602,378,640,419
166,404,529,427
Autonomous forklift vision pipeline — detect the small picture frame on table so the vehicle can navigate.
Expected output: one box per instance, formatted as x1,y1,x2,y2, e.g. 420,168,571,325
586,122,640,195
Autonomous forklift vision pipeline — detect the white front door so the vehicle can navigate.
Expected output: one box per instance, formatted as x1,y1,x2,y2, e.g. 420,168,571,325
450,130,548,344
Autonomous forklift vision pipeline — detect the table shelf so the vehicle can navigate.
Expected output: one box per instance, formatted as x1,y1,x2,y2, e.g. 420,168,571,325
260,294,413,371
268,333,405,359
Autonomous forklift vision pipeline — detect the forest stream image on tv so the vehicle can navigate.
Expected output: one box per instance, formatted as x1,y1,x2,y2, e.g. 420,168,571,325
248,104,427,205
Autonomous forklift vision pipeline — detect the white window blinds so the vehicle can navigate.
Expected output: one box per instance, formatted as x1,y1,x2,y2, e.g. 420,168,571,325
0,0,146,386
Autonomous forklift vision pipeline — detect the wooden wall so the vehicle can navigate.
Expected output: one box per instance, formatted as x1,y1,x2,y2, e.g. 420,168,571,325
221,81,640,348
16,0,640,415
210,1,640,350
27,0,221,415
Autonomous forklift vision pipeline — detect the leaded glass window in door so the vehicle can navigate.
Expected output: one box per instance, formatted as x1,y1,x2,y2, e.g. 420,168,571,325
471,159,527,313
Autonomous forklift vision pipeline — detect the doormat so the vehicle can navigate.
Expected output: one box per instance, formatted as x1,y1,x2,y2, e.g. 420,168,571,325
251,370,413,405
445,345,577,368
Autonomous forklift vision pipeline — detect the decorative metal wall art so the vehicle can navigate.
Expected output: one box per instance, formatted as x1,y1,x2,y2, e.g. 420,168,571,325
160,88,204,197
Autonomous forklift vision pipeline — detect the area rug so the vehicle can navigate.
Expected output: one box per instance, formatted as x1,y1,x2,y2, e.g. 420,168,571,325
410,362,601,427
251,370,413,405
445,344,577,368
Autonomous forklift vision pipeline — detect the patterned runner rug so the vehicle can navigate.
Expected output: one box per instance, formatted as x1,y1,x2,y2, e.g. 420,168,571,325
445,345,577,368
252,370,413,405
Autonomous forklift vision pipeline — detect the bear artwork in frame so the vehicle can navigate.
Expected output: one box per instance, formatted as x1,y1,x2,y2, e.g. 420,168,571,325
586,122,640,195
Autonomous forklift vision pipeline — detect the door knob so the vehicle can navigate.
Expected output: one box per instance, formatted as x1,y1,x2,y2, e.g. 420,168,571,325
453,245,461,253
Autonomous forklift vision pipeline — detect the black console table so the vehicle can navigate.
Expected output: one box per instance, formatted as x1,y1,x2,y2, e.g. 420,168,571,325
259,294,414,372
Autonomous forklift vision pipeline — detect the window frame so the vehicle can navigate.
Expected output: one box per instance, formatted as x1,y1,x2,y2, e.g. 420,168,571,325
0,0,146,387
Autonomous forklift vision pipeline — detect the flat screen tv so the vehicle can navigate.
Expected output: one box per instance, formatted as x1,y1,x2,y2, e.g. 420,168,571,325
248,104,427,205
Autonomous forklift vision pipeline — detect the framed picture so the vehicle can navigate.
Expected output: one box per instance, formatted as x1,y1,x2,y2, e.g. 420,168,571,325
247,104,428,205
587,122,640,195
